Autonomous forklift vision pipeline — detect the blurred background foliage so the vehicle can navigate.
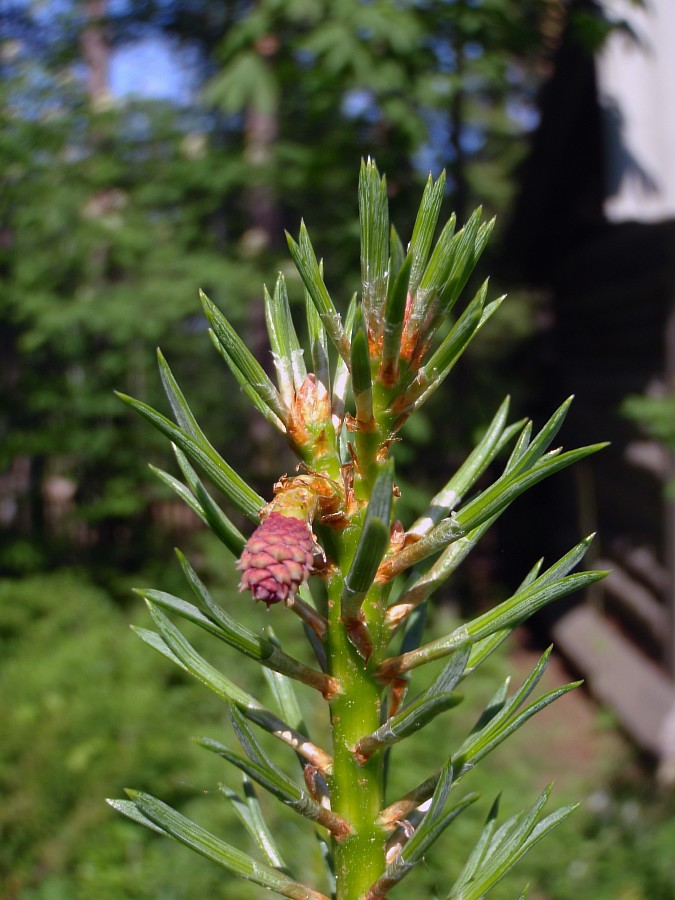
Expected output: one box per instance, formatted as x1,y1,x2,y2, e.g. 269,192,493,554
2,535,675,898
2,1,674,897
1,0,566,573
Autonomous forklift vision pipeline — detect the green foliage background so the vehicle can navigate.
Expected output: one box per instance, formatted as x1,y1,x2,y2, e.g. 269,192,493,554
2,542,675,898
2,2,674,897
2,0,562,570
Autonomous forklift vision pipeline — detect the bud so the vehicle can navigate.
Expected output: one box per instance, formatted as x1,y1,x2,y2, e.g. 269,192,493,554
287,373,332,453
237,512,315,606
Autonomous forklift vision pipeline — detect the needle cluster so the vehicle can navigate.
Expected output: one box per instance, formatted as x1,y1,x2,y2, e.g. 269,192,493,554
111,160,606,900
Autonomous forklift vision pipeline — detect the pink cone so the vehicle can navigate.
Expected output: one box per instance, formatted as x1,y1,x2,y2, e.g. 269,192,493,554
237,512,315,606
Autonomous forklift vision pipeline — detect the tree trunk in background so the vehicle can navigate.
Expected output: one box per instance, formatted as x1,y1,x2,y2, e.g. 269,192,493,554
28,454,46,544
243,31,283,363
244,103,282,251
242,30,290,475
80,0,110,106
449,20,468,224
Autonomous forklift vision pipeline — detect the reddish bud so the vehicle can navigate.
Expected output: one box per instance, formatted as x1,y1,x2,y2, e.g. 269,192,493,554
287,373,331,449
237,512,315,606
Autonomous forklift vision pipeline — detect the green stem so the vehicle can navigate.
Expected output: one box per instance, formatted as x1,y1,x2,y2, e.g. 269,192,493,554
354,425,382,490
324,368,394,895
328,574,386,898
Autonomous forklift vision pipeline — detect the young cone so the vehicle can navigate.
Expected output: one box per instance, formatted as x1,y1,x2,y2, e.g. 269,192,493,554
238,513,315,606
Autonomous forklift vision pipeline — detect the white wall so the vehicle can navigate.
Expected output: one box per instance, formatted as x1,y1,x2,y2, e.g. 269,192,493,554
597,0,675,222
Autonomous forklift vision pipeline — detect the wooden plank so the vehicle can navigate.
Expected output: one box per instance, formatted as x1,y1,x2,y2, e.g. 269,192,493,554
596,559,668,645
665,302,675,677
552,604,675,758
